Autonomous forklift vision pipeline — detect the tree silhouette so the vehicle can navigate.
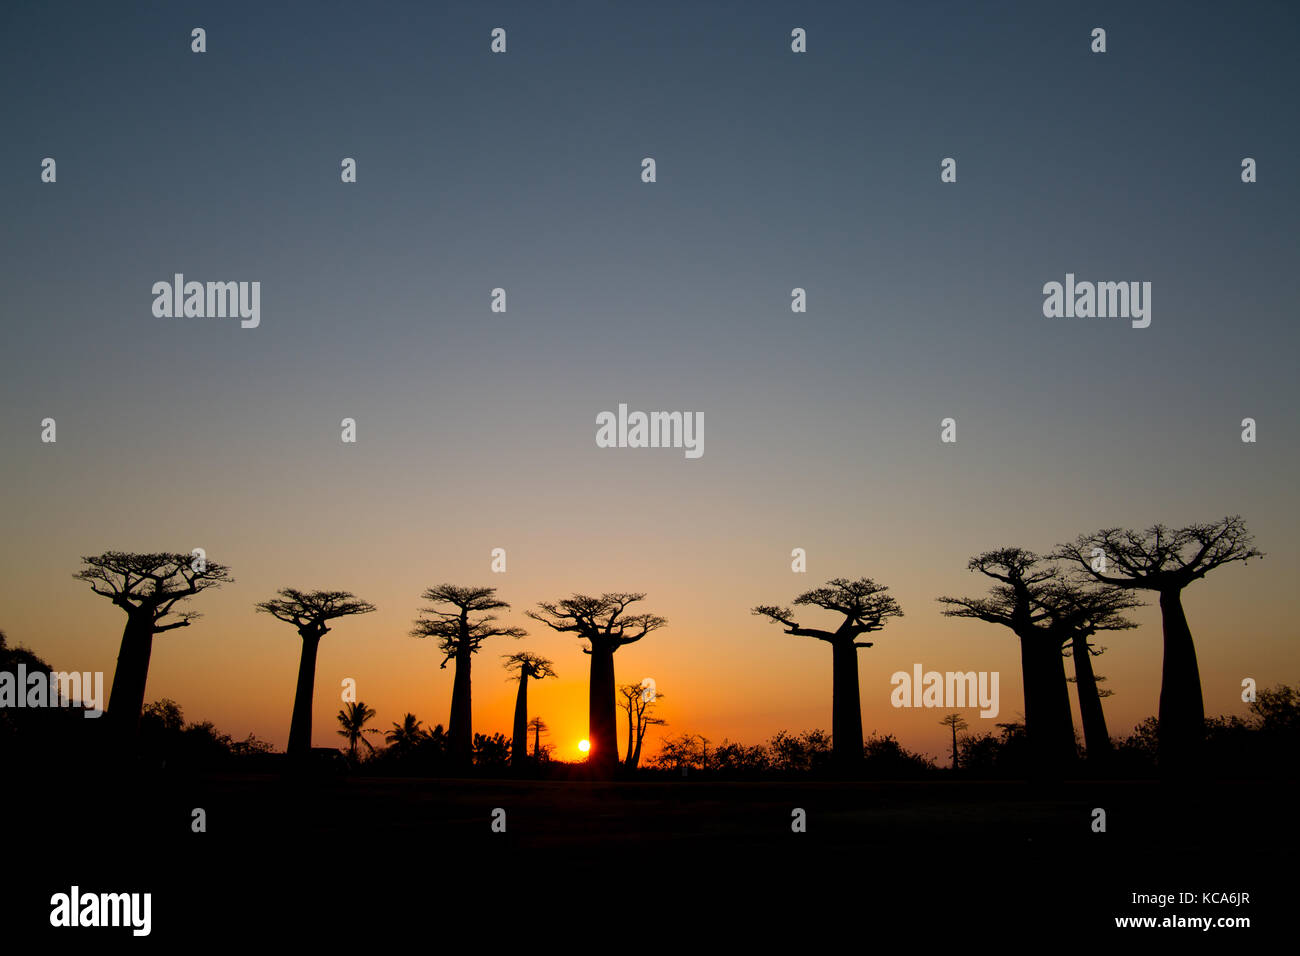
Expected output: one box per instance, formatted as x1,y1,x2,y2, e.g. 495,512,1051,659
336,700,379,760
619,681,667,769
1055,516,1262,767
754,577,903,771
527,593,666,776
75,551,233,746
939,713,967,770
411,585,525,769
526,717,549,761
1066,640,1114,758
255,588,376,758
384,713,429,754
502,652,556,770
1040,581,1139,760
937,549,1076,771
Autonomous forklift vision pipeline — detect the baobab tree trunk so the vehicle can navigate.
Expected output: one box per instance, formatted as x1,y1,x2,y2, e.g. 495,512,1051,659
588,642,618,775
1157,588,1205,771
449,646,473,769
1042,640,1078,766
287,631,321,757
511,671,529,769
1019,636,1075,775
533,723,541,759
106,615,154,747
1071,632,1111,760
831,640,864,771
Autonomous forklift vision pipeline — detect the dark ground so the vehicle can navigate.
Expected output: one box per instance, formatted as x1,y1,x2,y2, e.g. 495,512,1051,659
4,771,1289,942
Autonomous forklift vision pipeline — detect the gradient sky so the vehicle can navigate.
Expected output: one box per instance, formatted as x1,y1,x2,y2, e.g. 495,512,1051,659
2,1,1297,762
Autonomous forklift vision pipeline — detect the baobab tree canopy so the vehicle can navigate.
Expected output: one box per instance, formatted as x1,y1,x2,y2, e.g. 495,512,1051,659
75,550,233,630
255,588,377,634
1054,516,1262,591
411,584,526,666
502,651,557,681
753,576,904,644
526,593,666,651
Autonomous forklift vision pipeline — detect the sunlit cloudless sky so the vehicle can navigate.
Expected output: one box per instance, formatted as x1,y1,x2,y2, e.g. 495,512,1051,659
2,1,1297,760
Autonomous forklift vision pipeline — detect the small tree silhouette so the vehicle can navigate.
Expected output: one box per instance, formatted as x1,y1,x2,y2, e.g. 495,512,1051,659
502,652,556,769
754,577,903,771
384,713,429,754
526,717,550,760
255,588,376,757
618,681,667,769
411,585,525,769
939,713,968,770
75,551,233,746
1055,516,1262,768
337,701,379,760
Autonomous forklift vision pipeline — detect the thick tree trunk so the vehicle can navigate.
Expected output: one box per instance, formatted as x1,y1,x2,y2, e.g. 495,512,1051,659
1019,636,1076,774
287,631,321,757
1071,632,1112,760
1157,588,1204,771
831,640,864,771
588,642,618,775
106,615,154,747
951,723,959,770
511,672,529,769
448,647,473,769
1042,639,1078,766
533,724,541,759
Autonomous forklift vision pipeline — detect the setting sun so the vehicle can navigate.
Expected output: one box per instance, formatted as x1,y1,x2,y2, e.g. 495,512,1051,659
577,739,590,754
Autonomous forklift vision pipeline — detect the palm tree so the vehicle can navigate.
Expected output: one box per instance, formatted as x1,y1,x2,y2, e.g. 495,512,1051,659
384,713,428,753
337,701,380,760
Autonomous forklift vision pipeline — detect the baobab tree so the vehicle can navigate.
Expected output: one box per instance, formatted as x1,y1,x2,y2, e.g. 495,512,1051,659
1038,580,1139,760
411,585,525,768
1055,516,1263,767
255,588,376,758
1066,641,1114,758
619,681,667,770
937,550,1077,772
527,593,666,776
939,713,967,770
527,717,549,760
502,652,556,769
75,551,232,745
754,578,903,771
